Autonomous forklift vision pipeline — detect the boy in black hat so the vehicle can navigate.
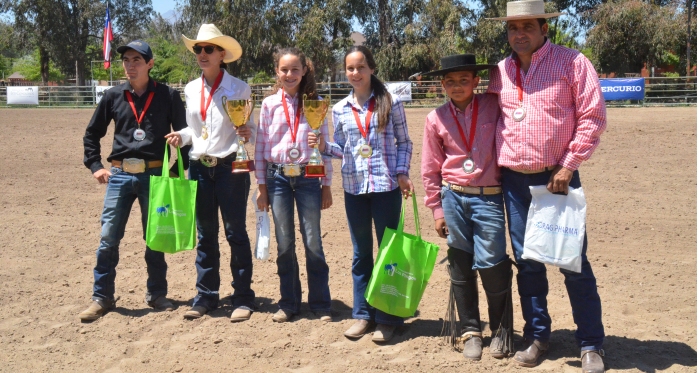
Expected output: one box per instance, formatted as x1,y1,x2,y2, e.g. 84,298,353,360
419,54,513,360
79,40,189,321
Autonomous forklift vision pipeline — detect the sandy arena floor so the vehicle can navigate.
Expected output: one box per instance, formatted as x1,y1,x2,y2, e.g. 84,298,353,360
0,106,696,372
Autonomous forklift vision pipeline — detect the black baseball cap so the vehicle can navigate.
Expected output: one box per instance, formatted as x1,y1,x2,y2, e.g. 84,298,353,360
116,40,153,61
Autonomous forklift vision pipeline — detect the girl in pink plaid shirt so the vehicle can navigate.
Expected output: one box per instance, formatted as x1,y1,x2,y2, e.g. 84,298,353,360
255,48,333,323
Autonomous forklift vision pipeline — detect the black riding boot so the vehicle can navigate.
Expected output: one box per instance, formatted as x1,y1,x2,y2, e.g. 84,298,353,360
443,248,482,360
478,258,514,358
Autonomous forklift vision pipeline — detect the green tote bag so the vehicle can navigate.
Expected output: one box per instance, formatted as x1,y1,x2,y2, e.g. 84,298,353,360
364,193,440,318
145,145,197,254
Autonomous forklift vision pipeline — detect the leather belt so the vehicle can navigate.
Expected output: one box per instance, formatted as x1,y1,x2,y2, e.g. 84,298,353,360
267,162,308,171
111,159,162,173
442,180,502,195
506,166,557,174
197,153,236,167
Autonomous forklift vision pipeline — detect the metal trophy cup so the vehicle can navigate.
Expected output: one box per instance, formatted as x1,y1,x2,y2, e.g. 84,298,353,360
222,95,256,173
303,94,330,178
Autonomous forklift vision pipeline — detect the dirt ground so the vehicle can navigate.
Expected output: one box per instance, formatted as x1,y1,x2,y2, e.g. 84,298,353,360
0,106,696,372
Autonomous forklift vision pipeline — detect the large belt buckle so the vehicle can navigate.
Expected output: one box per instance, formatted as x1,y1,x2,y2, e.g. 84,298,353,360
122,158,146,173
200,155,217,167
283,164,301,177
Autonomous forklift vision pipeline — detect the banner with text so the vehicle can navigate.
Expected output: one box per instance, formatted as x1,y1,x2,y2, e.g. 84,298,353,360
386,82,412,102
7,86,39,105
600,78,645,101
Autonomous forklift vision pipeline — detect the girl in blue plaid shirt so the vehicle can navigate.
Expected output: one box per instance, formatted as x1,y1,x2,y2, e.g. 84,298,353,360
310,46,414,343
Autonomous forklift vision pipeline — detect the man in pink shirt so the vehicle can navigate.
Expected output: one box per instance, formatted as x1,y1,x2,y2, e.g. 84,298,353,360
420,54,513,361
487,1,606,371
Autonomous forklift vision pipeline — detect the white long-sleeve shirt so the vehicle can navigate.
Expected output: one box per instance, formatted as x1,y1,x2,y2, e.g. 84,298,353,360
179,70,256,160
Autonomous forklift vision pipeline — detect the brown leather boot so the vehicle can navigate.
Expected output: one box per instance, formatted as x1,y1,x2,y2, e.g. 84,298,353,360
344,319,372,339
78,299,115,322
513,339,549,367
183,305,208,319
581,349,605,373
147,295,174,311
372,324,396,343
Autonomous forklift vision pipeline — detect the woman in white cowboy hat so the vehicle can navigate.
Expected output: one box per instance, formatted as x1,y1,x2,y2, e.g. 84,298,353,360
165,23,256,322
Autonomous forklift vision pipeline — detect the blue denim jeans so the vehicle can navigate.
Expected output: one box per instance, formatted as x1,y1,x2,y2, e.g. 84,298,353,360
344,188,404,326
441,187,508,269
266,165,331,313
189,159,255,311
93,166,167,303
501,168,604,350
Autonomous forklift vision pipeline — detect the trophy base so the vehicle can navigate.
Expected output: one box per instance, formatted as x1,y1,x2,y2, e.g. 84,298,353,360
305,165,326,178
232,160,255,173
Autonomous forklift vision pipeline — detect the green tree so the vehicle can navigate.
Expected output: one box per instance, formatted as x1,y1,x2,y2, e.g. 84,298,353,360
11,0,54,84
586,0,685,74
147,14,199,84
12,49,64,81
8,0,153,86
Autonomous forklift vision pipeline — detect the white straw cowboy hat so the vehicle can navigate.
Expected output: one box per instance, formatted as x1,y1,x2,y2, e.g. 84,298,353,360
488,0,564,21
182,24,242,63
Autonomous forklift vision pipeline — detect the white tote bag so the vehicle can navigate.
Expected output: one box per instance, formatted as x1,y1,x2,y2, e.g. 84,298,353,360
522,186,586,273
251,190,270,261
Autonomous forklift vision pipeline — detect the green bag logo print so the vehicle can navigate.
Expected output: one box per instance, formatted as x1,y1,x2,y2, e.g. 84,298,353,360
156,204,170,217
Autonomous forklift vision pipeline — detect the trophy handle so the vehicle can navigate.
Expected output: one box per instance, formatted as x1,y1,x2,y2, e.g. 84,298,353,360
222,96,228,108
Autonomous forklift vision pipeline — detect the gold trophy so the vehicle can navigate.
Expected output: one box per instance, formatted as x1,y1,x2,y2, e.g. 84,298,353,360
303,94,330,178
222,94,256,173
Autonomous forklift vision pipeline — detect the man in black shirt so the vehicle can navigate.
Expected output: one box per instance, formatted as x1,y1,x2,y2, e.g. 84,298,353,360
80,40,189,321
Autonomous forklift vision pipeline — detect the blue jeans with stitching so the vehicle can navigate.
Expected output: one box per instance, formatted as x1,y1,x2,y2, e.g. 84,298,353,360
501,168,604,350
92,166,167,303
266,165,331,313
189,160,255,311
440,186,508,269
344,188,404,326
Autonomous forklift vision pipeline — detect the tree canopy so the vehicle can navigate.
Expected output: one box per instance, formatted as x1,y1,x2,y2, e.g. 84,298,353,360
0,0,695,85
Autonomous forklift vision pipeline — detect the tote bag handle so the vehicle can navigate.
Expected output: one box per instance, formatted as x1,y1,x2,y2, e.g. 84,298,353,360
397,193,422,240
161,143,185,179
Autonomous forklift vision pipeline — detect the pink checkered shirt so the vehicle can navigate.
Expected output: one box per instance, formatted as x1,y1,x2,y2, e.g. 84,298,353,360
487,40,607,171
254,89,333,186
421,94,502,220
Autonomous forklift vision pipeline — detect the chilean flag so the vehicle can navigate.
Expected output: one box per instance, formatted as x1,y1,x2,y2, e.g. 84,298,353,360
103,4,113,69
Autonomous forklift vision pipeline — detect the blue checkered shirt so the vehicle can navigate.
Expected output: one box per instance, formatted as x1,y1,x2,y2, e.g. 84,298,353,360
325,91,413,195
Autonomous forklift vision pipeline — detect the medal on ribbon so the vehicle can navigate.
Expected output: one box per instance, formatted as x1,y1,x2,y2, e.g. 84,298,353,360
463,158,475,173
449,96,479,174
513,106,526,122
200,70,224,140
133,129,146,141
288,145,301,160
125,81,156,142
282,91,303,162
352,98,375,159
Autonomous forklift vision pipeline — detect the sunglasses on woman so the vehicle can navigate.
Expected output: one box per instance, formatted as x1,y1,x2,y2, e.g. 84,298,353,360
193,45,223,54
